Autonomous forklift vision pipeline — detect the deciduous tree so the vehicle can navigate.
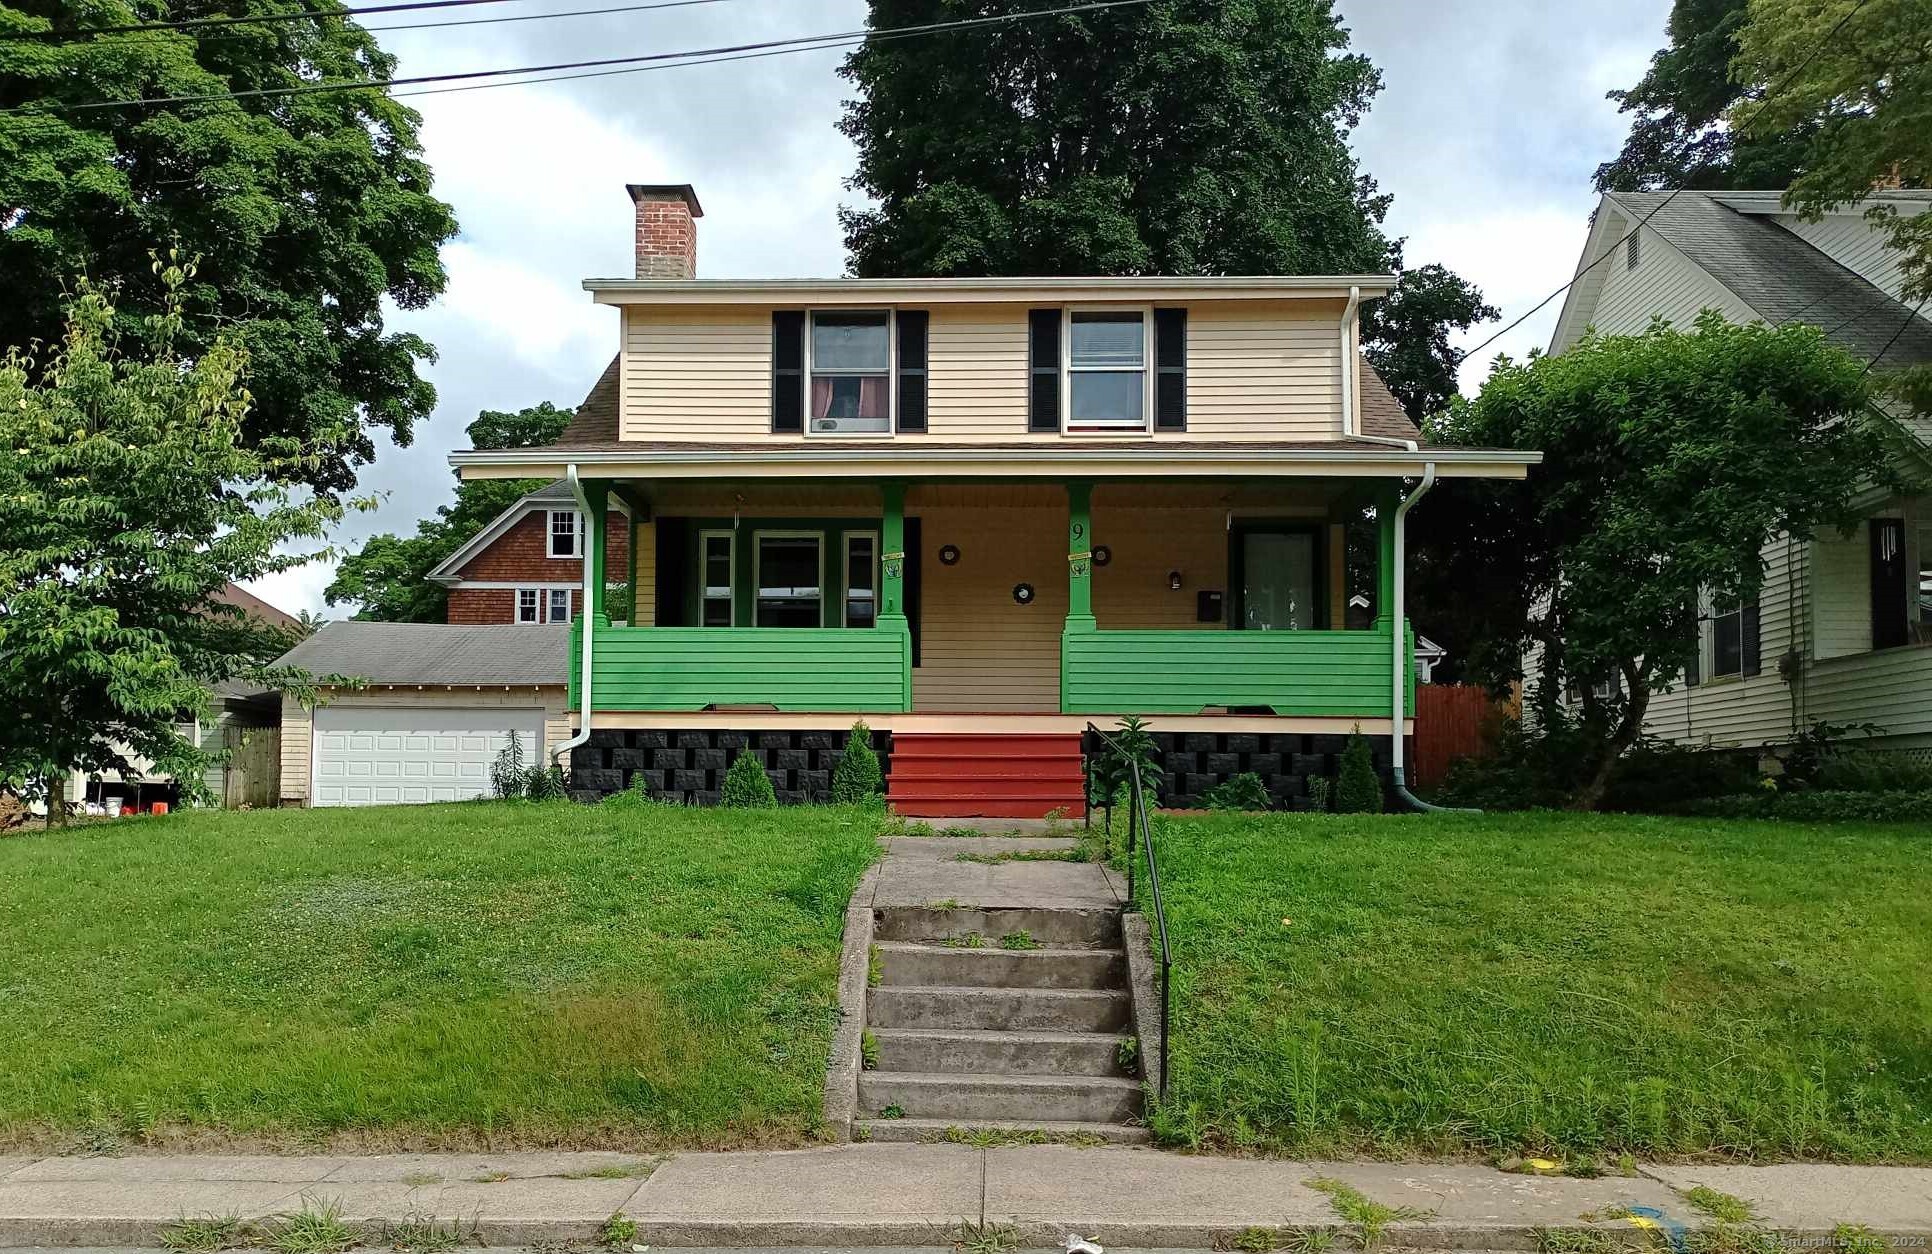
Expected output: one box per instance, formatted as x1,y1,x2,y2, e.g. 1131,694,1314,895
0,0,457,495
0,258,344,816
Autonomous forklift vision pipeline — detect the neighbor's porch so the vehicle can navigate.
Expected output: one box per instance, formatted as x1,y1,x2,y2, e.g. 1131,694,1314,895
565,478,1415,733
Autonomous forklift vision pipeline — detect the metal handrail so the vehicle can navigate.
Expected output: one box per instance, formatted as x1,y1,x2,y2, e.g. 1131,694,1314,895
1084,722,1173,1104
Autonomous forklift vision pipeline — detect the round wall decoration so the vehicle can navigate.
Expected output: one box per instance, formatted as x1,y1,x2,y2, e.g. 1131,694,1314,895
939,544,961,566
1092,545,1112,567
1012,582,1035,605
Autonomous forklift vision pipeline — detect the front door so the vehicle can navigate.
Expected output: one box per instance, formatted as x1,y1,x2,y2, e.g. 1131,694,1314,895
1234,526,1322,631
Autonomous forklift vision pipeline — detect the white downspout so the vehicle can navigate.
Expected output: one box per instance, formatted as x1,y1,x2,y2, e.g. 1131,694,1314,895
1339,285,1361,438
553,462,596,770
1389,462,1472,813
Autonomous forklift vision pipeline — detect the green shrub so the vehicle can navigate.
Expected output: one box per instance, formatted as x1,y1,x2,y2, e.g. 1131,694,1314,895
720,749,778,808
1307,776,1332,812
1812,751,1932,793
524,763,567,802
1201,772,1272,812
1090,714,1161,826
1333,729,1384,813
490,731,527,800
1674,789,1932,823
603,771,669,808
1600,742,1757,811
1434,710,1610,810
831,722,883,803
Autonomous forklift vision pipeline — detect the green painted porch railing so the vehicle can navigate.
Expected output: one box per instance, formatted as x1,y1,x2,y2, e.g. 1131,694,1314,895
570,623,912,712
1061,625,1416,717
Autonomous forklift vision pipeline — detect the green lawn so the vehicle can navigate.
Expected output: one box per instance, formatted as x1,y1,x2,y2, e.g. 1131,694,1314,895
0,801,878,1153
1150,811,1932,1162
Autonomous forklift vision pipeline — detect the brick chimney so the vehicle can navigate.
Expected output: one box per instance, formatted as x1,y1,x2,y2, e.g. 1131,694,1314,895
627,183,702,279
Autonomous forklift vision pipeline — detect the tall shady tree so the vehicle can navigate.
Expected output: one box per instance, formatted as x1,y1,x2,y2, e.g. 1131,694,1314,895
837,0,1494,418
1434,312,1895,807
0,258,345,817
0,0,457,494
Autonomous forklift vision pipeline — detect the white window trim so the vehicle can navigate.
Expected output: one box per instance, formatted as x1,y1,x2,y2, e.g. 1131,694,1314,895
1061,305,1154,436
547,509,581,559
698,528,737,627
843,530,880,628
804,309,896,438
516,587,542,624
547,587,574,625
752,529,827,627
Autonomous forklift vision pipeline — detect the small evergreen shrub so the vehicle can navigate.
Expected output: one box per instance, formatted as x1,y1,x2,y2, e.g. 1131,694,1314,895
524,763,567,802
1334,728,1384,814
832,721,883,803
603,771,668,807
490,731,527,800
1201,772,1272,812
1307,776,1332,812
720,748,778,807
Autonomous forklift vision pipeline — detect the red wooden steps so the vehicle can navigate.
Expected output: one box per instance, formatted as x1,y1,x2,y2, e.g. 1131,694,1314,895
886,733,1087,819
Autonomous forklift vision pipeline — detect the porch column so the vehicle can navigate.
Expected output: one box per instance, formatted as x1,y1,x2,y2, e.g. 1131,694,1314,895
1066,482,1096,631
583,479,611,627
879,483,913,711
1374,482,1398,631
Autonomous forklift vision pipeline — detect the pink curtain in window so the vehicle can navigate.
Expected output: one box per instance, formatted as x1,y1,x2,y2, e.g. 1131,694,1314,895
811,377,888,420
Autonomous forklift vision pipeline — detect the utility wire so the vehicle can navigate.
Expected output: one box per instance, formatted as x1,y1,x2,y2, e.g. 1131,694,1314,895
365,0,732,36
3,0,744,42
1449,0,1875,369
1857,294,1931,378
2,0,1157,114
4,0,538,40
386,27,863,99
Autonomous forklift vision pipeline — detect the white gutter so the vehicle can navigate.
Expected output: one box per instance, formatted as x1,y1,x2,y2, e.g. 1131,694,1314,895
1387,461,1473,813
1339,285,1361,437
553,463,596,770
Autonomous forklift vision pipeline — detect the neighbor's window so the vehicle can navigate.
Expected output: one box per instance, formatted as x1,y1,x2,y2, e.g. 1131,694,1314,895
1712,600,1749,677
1066,311,1147,431
1918,518,1931,628
700,530,735,627
845,532,878,628
755,533,823,627
548,588,572,624
516,588,541,624
809,311,891,434
548,509,579,558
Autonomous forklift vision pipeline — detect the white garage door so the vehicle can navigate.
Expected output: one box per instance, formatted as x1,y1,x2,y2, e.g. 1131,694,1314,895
312,707,545,807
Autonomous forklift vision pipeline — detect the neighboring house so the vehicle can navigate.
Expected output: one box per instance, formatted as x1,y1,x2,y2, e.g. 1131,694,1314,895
274,622,571,807
429,478,632,625
55,583,294,813
1347,593,1447,681
437,182,1537,815
1547,190,1932,750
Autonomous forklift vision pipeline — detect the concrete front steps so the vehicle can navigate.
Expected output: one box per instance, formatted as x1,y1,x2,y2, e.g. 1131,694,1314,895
886,733,1086,819
856,905,1147,1145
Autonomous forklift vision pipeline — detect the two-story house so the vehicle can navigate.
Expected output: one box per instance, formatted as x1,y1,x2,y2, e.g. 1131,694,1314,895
429,183,1538,815
1547,190,1932,752
429,478,632,626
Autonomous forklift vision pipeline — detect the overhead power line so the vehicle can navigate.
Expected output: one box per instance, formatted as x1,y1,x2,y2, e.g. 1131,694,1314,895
1449,0,1875,369
1,0,1157,114
5,0,533,40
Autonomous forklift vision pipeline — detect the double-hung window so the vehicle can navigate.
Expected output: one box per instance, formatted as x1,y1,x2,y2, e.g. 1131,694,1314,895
1065,310,1149,432
548,509,580,558
517,588,541,624
516,588,570,624
755,532,824,627
844,532,878,628
548,588,572,625
808,311,892,434
699,530,735,627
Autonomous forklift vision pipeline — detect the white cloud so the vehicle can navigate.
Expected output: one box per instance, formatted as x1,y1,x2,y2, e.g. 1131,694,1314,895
243,557,337,621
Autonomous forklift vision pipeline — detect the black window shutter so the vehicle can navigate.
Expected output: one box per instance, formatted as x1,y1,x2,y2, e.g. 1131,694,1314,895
1154,307,1186,431
654,517,689,627
772,311,804,433
896,310,928,433
1028,309,1060,432
1685,607,1701,687
1871,518,1909,649
1742,600,1761,676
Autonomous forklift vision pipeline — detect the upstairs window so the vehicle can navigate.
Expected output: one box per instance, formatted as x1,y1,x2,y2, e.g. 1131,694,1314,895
517,588,541,624
548,509,579,558
809,311,891,434
1065,310,1148,432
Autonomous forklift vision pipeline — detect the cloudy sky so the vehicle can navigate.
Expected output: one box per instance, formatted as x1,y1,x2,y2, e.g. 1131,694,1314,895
248,0,1671,617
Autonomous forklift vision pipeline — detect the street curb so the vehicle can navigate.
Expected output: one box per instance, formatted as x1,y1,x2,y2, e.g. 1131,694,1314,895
819,863,880,1142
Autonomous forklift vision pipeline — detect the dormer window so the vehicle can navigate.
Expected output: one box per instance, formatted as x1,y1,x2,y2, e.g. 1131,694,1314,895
1065,310,1149,433
809,311,892,435
548,509,580,558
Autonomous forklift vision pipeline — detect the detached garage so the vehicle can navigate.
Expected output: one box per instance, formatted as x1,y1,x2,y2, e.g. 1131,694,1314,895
272,623,571,808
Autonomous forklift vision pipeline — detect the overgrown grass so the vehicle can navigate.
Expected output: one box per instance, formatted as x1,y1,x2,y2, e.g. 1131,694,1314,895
1151,811,1932,1161
0,802,879,1151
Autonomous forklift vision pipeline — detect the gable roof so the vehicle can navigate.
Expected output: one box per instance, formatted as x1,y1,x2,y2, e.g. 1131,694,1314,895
425,473,628,587
1555,191,1932,373
214,582,301,633
273,622,568,687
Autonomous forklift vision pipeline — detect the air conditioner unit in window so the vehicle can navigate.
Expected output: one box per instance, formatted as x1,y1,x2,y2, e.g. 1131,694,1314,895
813,416,890,434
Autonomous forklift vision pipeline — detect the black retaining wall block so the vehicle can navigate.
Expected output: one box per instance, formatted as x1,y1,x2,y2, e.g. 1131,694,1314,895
1082,728,1405,811
569,727,892,805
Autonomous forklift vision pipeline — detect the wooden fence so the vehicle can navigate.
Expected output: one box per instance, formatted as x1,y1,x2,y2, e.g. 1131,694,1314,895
1412,684,1497,789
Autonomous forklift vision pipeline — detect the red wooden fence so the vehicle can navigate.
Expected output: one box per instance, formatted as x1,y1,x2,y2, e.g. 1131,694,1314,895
1412,683,1498,789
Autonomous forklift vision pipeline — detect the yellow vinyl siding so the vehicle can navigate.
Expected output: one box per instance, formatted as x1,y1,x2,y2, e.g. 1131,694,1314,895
1090,502,1228,629
619,306,772,441
632,519,656,626
912,503,1065,712
1184,301,1343,440
925,304,1030,439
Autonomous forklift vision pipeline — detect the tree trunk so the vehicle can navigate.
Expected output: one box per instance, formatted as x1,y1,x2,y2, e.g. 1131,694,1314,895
44,772,65,828
1572,662,1648,810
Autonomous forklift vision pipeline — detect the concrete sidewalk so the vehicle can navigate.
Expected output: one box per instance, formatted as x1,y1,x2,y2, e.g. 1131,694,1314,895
3,1144,1931,1249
